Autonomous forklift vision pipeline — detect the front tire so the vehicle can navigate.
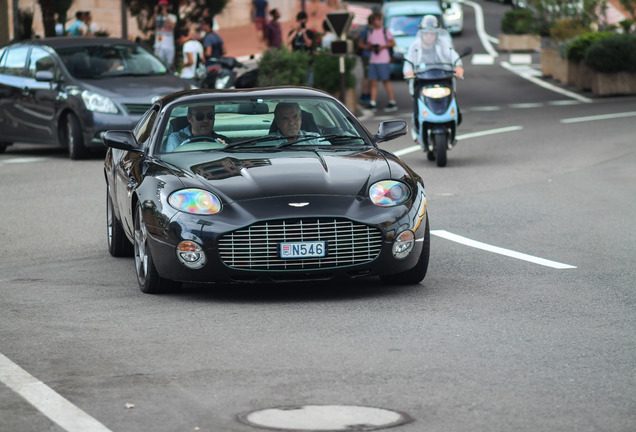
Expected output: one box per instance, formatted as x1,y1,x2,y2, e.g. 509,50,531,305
434,133,447,167
107,188,133,257
64,113,88,160
381,216,430,285
134,203,180,294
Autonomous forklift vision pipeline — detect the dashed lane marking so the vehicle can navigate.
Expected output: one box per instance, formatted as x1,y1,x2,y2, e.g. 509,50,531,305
0,353,112,432
432,230,577,269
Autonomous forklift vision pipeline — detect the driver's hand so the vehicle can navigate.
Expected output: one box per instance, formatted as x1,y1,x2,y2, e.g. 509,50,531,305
455,66,465,80
404,71,415,79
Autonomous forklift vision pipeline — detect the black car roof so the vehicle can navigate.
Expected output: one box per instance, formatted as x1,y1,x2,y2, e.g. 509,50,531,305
159,87,337,107
10,37,137,50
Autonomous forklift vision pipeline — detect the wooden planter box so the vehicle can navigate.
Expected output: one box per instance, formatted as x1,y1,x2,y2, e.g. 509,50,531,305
540,48,557,78
591,71,636,96
552,55,570,84
498,34,541,52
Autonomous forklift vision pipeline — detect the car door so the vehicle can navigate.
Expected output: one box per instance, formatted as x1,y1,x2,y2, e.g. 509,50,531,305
20,46,61,143
0,45,30,142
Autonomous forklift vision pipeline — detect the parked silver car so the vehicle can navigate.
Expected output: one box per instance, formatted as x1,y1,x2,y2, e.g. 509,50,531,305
0,37,191,158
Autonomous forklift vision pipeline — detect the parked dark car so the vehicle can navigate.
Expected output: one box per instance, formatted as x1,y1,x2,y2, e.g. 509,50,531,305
0,37,191,158
104,87,430,293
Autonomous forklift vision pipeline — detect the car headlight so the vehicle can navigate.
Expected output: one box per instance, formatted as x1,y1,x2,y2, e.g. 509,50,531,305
168,189,222,215
422,86,451,99
81,90,118,114
369,181,410,207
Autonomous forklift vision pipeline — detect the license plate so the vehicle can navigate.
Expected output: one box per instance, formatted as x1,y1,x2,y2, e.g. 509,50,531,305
279,241,326,259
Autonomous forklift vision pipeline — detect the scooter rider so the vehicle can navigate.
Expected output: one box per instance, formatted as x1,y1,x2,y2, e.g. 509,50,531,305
403,15,464,127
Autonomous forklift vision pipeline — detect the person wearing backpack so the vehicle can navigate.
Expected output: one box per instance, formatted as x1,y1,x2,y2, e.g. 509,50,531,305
288,11,315,53
360,12,397,112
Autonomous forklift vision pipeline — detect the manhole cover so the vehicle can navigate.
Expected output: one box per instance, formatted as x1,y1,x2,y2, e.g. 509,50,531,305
238,404,412,431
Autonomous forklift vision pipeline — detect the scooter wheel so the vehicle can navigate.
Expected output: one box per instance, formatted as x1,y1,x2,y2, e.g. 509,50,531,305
434,133,447,167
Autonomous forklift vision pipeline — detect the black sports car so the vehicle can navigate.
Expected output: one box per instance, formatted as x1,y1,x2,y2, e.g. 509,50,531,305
104,87,429,293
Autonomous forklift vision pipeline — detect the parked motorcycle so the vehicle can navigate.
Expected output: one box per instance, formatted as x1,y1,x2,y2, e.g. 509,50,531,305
403,46,472,167
200,57,246,89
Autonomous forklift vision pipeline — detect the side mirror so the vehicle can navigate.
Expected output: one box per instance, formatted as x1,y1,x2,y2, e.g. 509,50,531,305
103,130,140,151
35,70,55,82
374,120,407,143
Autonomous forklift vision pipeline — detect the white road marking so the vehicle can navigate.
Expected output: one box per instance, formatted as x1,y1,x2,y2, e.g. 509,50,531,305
472,54,495,65
394,126,523,157
560,111,636,123
431,230,577,269
1,157,49,164
501,61,593,103
0,353,112,432
464,1,499,58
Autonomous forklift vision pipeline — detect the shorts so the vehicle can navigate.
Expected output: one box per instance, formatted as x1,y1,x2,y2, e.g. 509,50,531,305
368,63,391,81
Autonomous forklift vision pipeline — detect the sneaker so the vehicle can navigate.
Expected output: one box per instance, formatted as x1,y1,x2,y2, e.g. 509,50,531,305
384,102,398,112
368,101,377,111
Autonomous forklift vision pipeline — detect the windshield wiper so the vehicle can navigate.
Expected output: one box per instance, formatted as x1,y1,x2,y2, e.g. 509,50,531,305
222,136,284,149
275,134,365,149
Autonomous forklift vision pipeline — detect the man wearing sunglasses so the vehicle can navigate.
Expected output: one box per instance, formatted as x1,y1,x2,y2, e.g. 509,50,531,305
166,105,230,152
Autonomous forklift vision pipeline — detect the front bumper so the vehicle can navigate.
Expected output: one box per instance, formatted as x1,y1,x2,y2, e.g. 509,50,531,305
145,194,428,284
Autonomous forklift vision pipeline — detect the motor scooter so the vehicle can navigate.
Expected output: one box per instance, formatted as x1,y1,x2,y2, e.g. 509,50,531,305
403,45,472,167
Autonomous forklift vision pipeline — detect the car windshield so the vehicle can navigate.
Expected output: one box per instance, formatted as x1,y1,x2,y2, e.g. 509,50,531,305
387,14,441,37
158,97,368,154
56,44,167,79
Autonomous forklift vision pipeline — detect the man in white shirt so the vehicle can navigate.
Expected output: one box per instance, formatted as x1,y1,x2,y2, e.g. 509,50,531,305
177,28,204,85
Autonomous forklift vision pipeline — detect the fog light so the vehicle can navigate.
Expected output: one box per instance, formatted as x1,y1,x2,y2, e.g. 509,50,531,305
393,230,414,259
177,241,206,269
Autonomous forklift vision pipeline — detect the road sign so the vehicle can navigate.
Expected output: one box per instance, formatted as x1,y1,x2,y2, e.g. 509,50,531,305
325,12,353,38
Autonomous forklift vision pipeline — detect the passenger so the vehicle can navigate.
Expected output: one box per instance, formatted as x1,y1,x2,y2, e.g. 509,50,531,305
166,105,230,152
270,102,321,145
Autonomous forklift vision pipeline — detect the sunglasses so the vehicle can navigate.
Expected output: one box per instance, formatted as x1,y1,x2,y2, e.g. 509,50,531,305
193,112,215,121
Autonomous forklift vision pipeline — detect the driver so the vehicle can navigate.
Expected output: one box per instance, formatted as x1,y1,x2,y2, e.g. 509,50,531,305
270,102,320,145
165,105,229,152
403,15,465,135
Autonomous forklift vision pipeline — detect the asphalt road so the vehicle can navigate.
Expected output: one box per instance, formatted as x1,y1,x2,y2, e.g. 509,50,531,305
1,1,635,431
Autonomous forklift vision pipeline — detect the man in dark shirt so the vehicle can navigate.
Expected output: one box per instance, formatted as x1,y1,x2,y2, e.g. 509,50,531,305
263,9,282,49
201,17,225,63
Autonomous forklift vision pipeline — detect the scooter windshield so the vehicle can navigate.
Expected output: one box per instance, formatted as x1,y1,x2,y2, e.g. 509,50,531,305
415,66,455,80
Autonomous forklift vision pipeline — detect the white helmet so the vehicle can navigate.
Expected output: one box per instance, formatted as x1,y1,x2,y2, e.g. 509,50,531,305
419,15,441,33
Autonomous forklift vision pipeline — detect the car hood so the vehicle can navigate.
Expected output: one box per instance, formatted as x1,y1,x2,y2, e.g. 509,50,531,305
162,148,392,203
80,74,190,102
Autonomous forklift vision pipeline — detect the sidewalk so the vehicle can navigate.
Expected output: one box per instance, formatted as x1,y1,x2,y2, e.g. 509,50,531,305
217,1,340,61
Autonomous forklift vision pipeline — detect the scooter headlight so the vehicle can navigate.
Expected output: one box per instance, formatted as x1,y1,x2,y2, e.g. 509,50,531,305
422,86,451,99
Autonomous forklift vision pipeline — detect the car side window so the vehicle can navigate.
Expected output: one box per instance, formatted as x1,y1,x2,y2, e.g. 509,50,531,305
27,47,57,79
3,46,29,77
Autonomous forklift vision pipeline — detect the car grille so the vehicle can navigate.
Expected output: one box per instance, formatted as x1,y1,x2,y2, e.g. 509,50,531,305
218,219,383,270
123,103,152,115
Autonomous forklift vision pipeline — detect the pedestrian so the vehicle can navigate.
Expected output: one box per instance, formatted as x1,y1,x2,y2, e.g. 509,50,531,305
361,12,397,112
83,11,99,36
288,11,315,53
200,17,225,63
66,11,87,36
251,0,268,45
354,14,374,104
263,8,282,49
321,19,338,52
147,0,178,68
176,27,205,85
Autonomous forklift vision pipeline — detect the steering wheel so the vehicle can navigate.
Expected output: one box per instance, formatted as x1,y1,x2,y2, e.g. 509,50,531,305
180,136,221,146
